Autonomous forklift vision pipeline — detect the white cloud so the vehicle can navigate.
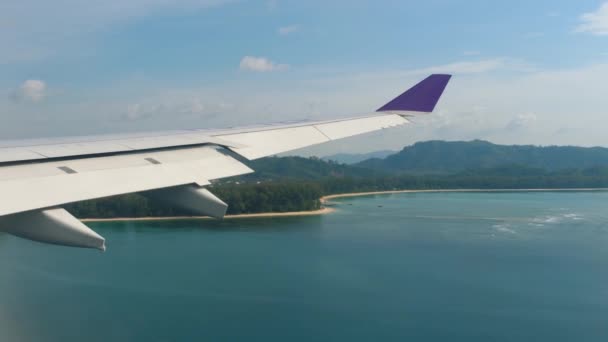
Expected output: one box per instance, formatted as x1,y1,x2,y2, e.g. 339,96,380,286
120,95,234,123
124,103,147,121
575,2,608,35
121,104,158,121
12,80,47,102
239,56,288,72
278,25,298,36
410,58,534,75
506,113,537,130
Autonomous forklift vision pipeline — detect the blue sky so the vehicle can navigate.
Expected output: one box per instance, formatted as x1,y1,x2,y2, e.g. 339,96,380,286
2,0,608,154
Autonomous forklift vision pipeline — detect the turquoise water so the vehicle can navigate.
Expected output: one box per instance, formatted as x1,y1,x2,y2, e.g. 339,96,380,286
1,191,608,341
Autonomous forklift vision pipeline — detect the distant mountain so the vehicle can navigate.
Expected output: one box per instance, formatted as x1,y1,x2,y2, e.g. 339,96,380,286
321,150,396,164
355,140,608,174
235,156,386,182
223,140,608,184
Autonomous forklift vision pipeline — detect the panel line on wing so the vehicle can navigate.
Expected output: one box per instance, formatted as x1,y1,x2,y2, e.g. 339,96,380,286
313,125,332,141
58,166,78,174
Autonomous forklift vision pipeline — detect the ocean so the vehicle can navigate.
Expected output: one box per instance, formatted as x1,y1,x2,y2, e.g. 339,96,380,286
1,191,608,341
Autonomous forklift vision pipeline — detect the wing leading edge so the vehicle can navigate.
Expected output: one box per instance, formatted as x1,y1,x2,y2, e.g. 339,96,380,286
0,74,451,250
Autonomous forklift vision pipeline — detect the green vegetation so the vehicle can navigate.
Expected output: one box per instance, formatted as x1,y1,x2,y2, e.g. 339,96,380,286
244,156,382,180
67,182,323,218
67,141,608,218
317,165,608,194
321,150,396,164
356,140,608,174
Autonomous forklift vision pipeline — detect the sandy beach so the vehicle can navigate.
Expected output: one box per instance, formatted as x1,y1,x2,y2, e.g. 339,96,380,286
81,188,608,223
320,188,608,202
82,207,336,223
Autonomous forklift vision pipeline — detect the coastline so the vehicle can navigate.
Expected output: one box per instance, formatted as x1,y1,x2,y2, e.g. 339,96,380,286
82,207,336,223
320,188,608,202
81,188,608,223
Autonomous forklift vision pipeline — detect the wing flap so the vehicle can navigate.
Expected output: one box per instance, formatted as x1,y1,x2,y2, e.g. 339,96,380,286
0,133,243,164
0,146,253,216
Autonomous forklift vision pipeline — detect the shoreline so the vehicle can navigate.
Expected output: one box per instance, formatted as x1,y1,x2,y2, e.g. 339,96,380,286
81,188,608,223
82,207,336,223
320,188,608,202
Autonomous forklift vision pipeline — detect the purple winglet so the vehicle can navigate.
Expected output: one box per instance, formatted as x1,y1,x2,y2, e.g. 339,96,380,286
376,74,451,113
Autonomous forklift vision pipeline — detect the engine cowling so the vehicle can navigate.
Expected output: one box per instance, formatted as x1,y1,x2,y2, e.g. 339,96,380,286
145,185,228,219
0,208,105,251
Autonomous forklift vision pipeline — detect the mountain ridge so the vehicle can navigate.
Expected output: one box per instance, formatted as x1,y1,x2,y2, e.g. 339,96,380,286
354,140,608,174
321,150,396,164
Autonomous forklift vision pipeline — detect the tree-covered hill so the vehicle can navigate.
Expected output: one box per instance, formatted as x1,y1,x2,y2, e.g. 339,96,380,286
355,140,608,174
321,150,396,164
239,156,385,182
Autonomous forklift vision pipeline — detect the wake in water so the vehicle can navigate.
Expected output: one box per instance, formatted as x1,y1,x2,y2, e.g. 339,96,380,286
492,224,517,234
492,211,586,235
403,212,586,237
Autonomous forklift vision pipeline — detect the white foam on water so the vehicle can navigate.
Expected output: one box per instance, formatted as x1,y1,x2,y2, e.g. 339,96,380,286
563,213,584,220
493,224,517,234
531,213,584,225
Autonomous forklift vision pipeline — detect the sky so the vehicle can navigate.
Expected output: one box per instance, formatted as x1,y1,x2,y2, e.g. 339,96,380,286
2,0,608,156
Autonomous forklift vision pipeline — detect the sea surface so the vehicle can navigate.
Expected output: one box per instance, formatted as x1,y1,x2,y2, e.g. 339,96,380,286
1,191,608,341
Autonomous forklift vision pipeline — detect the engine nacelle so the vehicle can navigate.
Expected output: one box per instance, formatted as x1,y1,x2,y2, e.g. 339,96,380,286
146,185,228,219
0,208,105,251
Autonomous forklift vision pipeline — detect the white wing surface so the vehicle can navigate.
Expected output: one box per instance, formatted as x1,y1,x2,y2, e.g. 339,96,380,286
0,74,451,250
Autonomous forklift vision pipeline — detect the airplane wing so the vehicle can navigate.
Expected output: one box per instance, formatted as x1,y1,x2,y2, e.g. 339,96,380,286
0,74,451,250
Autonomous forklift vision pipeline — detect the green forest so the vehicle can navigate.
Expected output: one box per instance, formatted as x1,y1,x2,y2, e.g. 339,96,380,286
67,182,324,218
67,164,608,219
66,141,608,218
